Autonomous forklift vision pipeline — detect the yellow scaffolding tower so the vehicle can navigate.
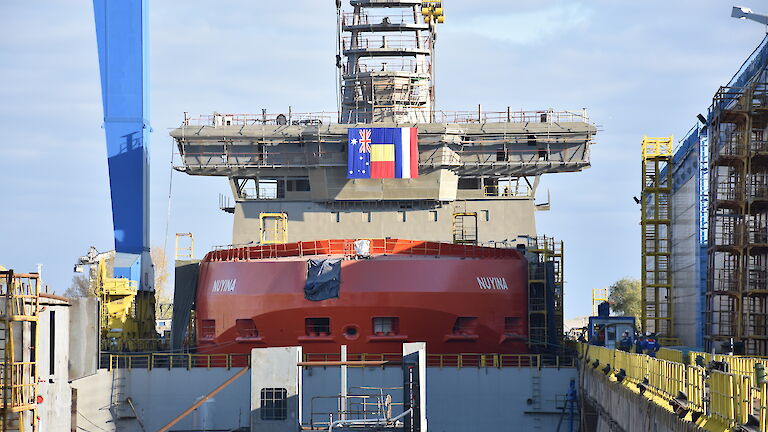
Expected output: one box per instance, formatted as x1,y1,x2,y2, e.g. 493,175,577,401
641,136,676,344
175,233,195,261
0,270,40,432
591,288,609,316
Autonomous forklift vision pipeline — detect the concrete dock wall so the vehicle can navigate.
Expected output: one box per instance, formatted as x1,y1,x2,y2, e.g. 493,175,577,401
581,365,701,432
71,364,576,432
302,366,578,432
71,368,250,432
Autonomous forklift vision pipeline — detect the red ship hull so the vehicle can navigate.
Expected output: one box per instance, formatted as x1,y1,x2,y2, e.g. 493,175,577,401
195,239,529,354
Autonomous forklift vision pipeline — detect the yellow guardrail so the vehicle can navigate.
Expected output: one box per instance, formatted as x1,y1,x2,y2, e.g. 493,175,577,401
106,352,574,371
107,353,251,370
648,358,686,400
657,347,684,364
760,382,767,432
686,366,706,413
578,343,768,431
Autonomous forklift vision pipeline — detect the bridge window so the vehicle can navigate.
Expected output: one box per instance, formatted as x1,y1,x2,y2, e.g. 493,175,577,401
458,178,481,190
286,177,310,192
305,318,331,336
373,317,399,335
257,178,284,199
260,388,288,420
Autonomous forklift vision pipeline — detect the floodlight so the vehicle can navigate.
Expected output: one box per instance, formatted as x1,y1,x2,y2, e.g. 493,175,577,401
731,6,768,25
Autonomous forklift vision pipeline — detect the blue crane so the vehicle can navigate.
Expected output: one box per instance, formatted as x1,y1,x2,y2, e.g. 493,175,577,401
92,0,156,346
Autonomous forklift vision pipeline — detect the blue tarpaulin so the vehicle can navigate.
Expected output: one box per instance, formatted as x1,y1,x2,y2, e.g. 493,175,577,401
304,259,341,301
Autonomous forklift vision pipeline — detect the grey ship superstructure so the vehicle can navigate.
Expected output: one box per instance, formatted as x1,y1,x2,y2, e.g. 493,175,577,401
171,0,597,246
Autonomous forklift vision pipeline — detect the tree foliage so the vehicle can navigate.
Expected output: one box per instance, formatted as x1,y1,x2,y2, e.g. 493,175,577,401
151,246,171,304
608,277,641,325
63,274,93,298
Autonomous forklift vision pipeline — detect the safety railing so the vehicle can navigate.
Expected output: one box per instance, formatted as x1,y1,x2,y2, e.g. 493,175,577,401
301,352,570,369
760,382,767,432
656,347,684,364
648,358,686,401
342,35,431,51
104,351,574,371
427,353,540,369
709,371,751,427
105,353,250,370
341,11,423,27
578,343,767,430
181,109,591,127
205,238,523,263
686,366,706,413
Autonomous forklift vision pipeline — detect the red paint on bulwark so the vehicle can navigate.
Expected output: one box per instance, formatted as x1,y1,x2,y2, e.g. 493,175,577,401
196,239,529,355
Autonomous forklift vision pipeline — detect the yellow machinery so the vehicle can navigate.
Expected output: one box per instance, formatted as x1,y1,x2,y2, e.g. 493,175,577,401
94,258,156,351
640,136,677,345
0,270,40,432
420,1,445,24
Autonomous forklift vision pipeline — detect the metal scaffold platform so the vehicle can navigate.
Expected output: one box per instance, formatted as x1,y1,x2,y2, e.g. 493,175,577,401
641,137,677,344
707,78,768,356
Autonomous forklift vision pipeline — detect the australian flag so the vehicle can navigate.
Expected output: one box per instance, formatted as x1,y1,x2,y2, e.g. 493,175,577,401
347,127,418,179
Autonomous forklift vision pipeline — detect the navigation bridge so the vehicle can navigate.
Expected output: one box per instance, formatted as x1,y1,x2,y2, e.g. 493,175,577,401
171,109,595,245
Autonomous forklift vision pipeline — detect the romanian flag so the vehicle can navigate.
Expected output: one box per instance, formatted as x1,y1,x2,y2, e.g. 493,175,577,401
347,127,418,179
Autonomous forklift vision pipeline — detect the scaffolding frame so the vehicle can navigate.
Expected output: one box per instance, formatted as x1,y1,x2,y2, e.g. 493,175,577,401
591,288,609,316
707,79,768,355
0,270,39,432
527,236,564,352
175,233,195,261
641,136,676,343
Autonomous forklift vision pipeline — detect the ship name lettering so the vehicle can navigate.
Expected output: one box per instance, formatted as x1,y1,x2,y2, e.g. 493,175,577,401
476,277,508,290
212,279,236,293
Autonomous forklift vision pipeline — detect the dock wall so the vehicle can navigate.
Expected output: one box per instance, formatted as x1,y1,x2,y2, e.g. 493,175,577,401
581,365,701,432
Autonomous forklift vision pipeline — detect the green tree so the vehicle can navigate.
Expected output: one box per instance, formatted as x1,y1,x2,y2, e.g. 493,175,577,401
607,278,641,326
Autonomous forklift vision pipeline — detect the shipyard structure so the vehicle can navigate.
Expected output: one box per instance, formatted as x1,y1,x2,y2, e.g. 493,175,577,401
643,35,768,356
170,0,595,357
11,2,768,432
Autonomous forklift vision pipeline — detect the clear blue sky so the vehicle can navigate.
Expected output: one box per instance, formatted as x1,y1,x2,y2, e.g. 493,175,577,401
1,1,765,318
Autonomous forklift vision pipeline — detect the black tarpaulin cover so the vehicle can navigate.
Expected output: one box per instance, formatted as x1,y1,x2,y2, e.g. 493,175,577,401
304,258,341,301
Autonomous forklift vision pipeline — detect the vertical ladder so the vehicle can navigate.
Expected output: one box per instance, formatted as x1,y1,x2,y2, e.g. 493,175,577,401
640,136,677,344
452,202,478,245
530,371,543,432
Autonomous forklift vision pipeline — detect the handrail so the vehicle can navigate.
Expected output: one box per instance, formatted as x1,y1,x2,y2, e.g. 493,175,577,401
329,407,412,432
578,343,765,429
106,353,250,370
180,109,591,127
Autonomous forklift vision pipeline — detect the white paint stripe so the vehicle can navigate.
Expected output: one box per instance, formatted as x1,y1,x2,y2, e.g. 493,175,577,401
401,128,410,178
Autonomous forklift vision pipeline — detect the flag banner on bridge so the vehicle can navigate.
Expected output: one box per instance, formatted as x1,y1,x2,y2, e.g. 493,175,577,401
347,127,418,179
